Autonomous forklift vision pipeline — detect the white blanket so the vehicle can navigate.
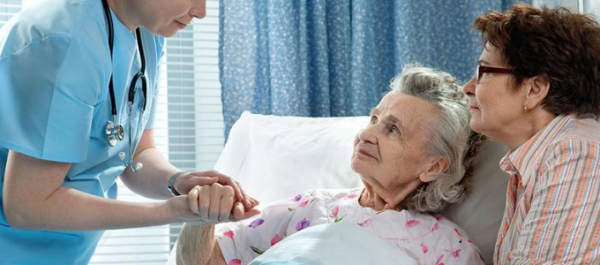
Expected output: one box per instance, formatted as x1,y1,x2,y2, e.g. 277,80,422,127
166,222,417,265
248,222,417,265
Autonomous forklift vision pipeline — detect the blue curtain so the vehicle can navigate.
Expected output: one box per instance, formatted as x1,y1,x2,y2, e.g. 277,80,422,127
219,0,529,137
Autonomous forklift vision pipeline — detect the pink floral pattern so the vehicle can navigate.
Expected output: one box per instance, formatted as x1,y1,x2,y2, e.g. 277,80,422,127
223,230,234,239
215,188,483,265
436,254,445,265
330,205,345,222
299,200,309,208
271,234,281,246
406,220,420,228
454,228,463,237
420,242,429,254
332,205,339,217
228,259,241,265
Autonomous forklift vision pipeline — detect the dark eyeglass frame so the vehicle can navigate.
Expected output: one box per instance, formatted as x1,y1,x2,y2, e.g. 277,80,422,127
475,65,515,84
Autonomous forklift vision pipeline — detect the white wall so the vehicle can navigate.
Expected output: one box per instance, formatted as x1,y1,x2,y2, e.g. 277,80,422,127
533,0,580,11
583,0,600,16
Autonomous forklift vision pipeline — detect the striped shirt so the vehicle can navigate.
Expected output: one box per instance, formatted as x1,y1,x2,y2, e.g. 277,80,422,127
494,114,600,265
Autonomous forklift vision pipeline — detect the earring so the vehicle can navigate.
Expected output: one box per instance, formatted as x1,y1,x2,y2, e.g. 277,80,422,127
524,105,528,112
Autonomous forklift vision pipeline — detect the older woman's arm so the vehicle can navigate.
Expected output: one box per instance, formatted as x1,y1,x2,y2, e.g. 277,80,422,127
176,224,226,265
175,183,260,265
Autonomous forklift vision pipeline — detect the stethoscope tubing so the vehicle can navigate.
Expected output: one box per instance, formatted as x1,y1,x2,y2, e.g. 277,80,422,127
101,0,147,171
101,0,147,121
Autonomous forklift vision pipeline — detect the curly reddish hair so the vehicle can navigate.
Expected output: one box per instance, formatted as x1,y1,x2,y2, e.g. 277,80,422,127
474,4,600,117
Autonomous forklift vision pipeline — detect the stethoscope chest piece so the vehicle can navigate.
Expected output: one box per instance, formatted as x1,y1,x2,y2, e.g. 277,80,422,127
106,120,124,147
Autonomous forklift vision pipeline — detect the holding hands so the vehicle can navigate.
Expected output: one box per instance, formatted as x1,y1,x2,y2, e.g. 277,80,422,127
187,183,261,224
172,170,259,209
168,170,261,225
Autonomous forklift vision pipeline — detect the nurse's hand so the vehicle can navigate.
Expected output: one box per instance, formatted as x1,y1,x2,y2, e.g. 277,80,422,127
173,170,259,210
170,183,261,225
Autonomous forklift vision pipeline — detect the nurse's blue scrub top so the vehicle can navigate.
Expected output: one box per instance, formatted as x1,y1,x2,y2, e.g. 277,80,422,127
0,0,164,263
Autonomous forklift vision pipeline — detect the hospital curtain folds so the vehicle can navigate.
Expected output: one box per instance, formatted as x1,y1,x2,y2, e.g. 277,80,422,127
219,0,530,137
1,0,223,264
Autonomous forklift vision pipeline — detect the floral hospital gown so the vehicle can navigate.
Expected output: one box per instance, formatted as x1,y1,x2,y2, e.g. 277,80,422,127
216,188,485,265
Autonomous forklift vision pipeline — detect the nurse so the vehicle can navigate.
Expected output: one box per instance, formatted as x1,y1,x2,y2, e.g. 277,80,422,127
0,0,259,264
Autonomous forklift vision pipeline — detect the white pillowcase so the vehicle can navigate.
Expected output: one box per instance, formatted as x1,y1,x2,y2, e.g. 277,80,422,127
215,112,368,204
214,112,509,265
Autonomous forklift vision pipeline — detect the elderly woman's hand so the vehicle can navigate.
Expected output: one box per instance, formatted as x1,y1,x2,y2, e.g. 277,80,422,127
173,170,260,209
170,183,261,225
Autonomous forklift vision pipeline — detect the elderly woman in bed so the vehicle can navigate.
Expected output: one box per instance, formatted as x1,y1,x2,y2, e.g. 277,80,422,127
176,65,486,265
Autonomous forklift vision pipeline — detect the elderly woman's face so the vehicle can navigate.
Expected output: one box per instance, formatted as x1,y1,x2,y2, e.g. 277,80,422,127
351,92,438,193
463,44,528,139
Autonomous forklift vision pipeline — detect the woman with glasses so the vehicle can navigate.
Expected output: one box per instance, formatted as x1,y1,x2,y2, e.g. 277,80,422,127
463,4,600,264
0,0,257,264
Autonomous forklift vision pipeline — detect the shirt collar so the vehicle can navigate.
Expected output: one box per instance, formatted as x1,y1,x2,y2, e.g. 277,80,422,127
499,114,575,187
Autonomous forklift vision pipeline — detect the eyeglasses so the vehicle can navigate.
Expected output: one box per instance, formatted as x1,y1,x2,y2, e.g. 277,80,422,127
475,65,515,84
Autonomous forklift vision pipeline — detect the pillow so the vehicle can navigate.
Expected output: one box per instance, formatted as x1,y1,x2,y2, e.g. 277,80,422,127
214,112,509,265
442,140,509,264
215,112,368,204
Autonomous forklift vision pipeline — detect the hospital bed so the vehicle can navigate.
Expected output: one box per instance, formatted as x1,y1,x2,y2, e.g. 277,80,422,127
167,112,509,265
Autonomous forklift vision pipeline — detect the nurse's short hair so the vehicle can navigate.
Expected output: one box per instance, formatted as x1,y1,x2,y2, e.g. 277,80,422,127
388,64,485,213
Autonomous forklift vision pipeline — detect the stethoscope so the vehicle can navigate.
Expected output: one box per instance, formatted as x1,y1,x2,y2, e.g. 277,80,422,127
101,0,145,172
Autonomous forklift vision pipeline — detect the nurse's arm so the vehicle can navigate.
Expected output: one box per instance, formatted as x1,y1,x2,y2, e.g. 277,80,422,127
119,129,184,199
120,130,257,210
3,151,194,230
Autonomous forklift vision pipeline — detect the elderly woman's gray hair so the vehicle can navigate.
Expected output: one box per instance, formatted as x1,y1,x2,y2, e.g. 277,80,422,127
389,65,484,213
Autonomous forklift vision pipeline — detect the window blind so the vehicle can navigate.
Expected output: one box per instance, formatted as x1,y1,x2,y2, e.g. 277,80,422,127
0,0,20,29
